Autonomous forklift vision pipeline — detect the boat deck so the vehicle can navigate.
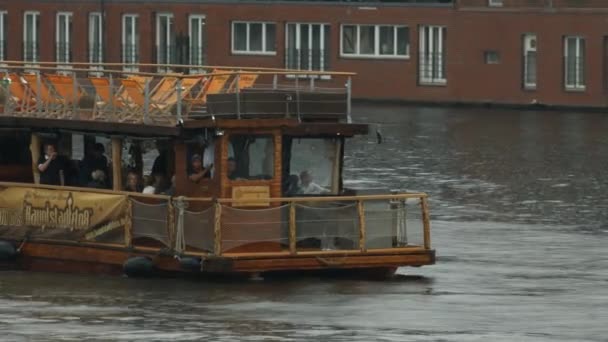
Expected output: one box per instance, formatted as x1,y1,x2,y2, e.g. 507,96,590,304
0,61,354,127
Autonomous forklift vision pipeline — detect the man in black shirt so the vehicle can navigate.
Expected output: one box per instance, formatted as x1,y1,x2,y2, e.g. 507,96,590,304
38,143,67,186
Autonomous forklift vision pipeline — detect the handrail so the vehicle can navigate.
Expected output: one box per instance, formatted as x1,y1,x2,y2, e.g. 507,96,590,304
0,60,357,77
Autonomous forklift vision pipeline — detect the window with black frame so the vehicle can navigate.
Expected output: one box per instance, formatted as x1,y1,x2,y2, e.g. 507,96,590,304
228,135,274,180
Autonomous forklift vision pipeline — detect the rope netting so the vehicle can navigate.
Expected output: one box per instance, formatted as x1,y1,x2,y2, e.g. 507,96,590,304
182,207,215,252
131,199,170,247
295,202,359,250
220,204,289,253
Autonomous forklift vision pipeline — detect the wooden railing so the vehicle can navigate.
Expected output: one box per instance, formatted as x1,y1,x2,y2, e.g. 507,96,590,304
0,182,431,257
0,61,356,126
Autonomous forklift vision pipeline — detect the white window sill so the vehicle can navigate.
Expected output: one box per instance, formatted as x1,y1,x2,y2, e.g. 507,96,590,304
231,50,277,56
523,85,537,91
565,86,586,92
419,79,447,86
285,74,331,81
340,53,410,60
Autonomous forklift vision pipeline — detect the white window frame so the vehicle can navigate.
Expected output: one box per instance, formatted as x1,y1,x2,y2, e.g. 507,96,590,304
523,33,537,90
285,22,330,79
122,14,139,72
0,11,6,62
419,25,447,86
88,12,103,72
156,13,173,72
489,0,503,7
56,12,73,66
23,11,40,64
188,14,206,74
564,36,585,91
340,24,409,59
231,21,276,55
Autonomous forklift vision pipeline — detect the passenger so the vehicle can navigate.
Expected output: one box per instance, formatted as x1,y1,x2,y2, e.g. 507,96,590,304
38,143,67,186
227,157,240,180
80,142,109,187
87,170,107,189
142,173,167,195
124,170,143,192
163,175,176,196
285,174,300,196
151,142,169,177
299,171,328,195
188,154,211,183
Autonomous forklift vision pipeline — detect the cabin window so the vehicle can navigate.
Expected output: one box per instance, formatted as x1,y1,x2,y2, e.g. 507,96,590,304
186,138,215,182
0,132,31,165
284,138,341,196
228,135,274,180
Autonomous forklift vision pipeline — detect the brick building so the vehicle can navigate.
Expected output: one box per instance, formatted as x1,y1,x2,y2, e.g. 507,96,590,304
0,0,606,108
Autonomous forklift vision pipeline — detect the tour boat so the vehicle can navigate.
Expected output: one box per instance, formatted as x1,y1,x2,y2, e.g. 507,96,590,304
0,61,434,279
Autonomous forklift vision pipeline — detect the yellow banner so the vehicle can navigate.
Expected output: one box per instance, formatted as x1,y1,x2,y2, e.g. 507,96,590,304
0,187,127,244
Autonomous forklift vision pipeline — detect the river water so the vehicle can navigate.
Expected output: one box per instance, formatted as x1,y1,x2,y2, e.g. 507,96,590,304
0,104,607,341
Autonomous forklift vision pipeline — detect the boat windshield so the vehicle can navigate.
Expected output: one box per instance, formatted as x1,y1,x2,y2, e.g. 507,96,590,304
284,137,341,196
229,134,274,180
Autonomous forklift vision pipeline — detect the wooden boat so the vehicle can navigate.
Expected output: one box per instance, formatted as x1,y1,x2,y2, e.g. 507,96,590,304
0,61,435,279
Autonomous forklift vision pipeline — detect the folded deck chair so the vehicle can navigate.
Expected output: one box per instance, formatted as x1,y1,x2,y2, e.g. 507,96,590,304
227,73,259,93
89,77,125,121
194,69,232,105
6,74,36,115
22,73,62,117
45,74,86,117
157,76,202,115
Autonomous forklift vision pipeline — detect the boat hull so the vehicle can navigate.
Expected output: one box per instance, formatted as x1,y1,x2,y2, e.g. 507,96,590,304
0,240,435,280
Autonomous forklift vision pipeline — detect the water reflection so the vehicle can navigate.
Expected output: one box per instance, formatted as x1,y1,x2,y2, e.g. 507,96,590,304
346,104,608,230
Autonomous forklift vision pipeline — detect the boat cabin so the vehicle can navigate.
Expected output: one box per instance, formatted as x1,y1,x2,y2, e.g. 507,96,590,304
0,61,434,277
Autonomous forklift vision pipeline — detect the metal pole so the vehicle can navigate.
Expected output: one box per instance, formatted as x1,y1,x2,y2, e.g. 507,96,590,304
72,72,78,118
176,78,182,122
108,73,114,118
143,78,150,124
36,72,42,113
295,76,300,122
309,75,314,91
273,74,278,90
346,76,352,124
235,71,241,119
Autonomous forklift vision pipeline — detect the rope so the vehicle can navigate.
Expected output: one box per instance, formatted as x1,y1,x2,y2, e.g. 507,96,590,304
173,196,188,255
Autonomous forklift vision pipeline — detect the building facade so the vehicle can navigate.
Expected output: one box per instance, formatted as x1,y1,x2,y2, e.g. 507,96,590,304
0,0,607,108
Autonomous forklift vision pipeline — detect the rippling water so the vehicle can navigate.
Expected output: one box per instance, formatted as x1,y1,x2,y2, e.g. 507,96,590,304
1,105,607,341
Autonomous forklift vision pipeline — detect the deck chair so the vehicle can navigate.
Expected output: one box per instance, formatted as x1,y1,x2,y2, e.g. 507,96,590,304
149,76,179,104
6,74,36,115
227,73,259,93
152,77,201,118
22,73,62,117
89,77,125,121
194,69,232,105
116,79,148,122
45,74,86,117
116,75,153,103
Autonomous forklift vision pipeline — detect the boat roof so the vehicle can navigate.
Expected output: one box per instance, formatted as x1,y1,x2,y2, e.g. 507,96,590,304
0,61,366,138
